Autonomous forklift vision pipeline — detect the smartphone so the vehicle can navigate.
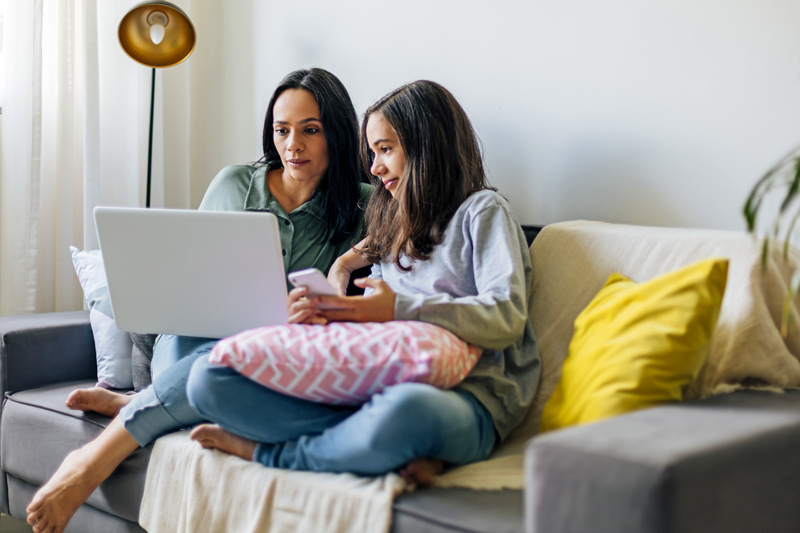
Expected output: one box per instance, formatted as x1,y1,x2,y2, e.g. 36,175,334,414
287,268,344,309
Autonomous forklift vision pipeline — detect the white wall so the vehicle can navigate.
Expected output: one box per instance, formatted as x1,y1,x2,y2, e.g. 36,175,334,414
184,0,800,230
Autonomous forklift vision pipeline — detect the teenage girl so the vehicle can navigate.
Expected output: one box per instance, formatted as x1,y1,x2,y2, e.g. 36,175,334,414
187,80,541,485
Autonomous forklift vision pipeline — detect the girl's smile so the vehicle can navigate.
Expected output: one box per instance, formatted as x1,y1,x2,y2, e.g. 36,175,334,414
366,112,406,198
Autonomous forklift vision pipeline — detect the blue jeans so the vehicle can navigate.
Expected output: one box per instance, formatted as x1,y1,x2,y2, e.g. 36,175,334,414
187,355,497,475
119,335,217,447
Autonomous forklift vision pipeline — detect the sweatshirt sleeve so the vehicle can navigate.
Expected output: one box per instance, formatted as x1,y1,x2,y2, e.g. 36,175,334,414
361,262,384,298
393,202,531,351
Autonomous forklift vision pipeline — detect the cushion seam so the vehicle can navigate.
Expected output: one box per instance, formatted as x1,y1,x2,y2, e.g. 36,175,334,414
4,396,109,428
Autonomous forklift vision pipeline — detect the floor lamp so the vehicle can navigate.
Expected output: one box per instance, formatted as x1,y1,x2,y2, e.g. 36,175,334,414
118,1,196,208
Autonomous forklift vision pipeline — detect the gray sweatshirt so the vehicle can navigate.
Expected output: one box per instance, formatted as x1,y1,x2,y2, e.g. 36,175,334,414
368,190,541,440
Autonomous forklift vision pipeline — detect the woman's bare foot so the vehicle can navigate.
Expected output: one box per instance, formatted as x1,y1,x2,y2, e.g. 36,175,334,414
65,387,134,418
26,447,106,533
399,458,443,487
26,417,139,533
190,424,257,461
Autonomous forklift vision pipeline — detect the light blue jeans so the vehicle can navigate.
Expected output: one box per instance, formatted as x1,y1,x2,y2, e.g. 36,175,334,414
119,335,217,447
186,356,497,475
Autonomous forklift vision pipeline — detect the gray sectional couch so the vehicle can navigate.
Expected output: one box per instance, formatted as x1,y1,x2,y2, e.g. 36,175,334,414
2,224,800,532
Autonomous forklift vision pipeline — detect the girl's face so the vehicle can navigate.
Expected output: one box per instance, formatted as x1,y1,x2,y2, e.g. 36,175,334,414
366,112,406,198
272,89,329,186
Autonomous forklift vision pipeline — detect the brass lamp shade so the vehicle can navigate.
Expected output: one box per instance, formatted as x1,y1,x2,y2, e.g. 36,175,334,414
118,1,195,68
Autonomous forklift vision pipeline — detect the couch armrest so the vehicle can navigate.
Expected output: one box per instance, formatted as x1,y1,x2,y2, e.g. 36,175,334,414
524,390,800,533
0,311,96,399
0,311,96,515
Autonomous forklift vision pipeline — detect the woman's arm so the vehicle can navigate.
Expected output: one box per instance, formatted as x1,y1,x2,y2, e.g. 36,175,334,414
327,239,371,295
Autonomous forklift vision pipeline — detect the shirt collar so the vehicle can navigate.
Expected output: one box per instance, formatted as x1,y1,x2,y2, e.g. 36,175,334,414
244,162,325,221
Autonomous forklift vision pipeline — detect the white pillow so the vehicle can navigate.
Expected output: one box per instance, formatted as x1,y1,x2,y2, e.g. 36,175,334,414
70,246,133,389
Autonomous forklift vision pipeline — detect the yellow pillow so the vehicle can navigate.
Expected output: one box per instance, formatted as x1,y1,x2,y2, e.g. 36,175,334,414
540,257,729,432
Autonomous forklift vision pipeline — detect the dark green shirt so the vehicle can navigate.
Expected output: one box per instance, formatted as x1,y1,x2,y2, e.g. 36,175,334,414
199,164,372,284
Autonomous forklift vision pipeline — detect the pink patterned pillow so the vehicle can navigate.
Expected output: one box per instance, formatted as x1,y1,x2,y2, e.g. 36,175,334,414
208,321,482,405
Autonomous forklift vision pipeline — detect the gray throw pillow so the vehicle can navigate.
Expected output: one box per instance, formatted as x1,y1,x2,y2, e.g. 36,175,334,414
130,332,157,391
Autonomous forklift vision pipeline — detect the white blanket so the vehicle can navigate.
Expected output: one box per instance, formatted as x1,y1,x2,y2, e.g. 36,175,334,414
140,220,800,529
139,432,406,533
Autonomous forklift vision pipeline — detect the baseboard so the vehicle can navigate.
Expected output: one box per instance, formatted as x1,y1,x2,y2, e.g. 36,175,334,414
0,513,33,532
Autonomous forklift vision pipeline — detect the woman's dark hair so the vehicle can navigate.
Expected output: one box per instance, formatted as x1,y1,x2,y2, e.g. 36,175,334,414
359,80,493,269
260,68,366,244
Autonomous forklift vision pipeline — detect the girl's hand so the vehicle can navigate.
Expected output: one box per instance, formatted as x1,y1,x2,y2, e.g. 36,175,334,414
287,286,328,325
315,278,396,323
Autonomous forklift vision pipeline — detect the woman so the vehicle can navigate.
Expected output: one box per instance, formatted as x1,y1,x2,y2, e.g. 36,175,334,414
26,68,371,533
186,80,541,486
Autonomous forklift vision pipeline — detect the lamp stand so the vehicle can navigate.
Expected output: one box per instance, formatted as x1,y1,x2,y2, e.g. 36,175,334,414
119,1,196,208
146,67,156,208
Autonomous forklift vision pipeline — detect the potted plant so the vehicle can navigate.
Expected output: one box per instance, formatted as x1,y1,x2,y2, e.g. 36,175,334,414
744,146,800,334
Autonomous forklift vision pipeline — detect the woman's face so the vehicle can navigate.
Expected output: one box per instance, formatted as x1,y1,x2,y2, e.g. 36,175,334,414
272,89,329,186
365,112,406,198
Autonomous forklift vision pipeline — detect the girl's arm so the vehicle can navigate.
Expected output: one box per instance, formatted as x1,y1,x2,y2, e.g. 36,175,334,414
319,276,396,322
327,239,371,296
312,262,397,323
315,199,531,350
393,203,530,351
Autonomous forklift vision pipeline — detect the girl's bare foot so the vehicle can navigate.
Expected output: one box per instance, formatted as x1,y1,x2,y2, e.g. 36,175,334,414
26,448,105,533
65,387,134,418
190,424,257,461
399,458,443,487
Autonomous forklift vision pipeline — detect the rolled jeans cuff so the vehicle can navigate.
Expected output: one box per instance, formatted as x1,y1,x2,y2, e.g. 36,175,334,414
119,385,188,447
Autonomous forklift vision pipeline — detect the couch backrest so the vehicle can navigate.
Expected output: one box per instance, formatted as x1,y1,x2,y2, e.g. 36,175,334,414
521,225,543,248
508,220,800,445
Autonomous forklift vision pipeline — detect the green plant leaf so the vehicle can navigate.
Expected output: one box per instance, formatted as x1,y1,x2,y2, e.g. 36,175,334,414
778,160,800,214
744,144,800,336
783,208,800,259
743,175,771,231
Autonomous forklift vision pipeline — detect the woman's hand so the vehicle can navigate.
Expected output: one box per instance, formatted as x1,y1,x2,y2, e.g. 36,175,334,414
327,258,354,297
287,286,328,325
314,278,396,323
327,242,371,296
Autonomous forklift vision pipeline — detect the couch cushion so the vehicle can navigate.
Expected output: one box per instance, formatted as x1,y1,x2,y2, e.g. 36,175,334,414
392,488,523,533
1,381,151,523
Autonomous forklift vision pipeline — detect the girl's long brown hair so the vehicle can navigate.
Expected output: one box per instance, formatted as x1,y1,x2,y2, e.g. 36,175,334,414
358,81,493,269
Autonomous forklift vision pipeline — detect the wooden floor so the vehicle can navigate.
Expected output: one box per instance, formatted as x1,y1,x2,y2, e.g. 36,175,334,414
0,514,33,532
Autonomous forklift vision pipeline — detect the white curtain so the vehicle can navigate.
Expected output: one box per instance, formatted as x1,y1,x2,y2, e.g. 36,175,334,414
0,0,194,316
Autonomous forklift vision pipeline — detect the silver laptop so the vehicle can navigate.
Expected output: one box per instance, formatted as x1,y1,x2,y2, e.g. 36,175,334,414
94,206,289,339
